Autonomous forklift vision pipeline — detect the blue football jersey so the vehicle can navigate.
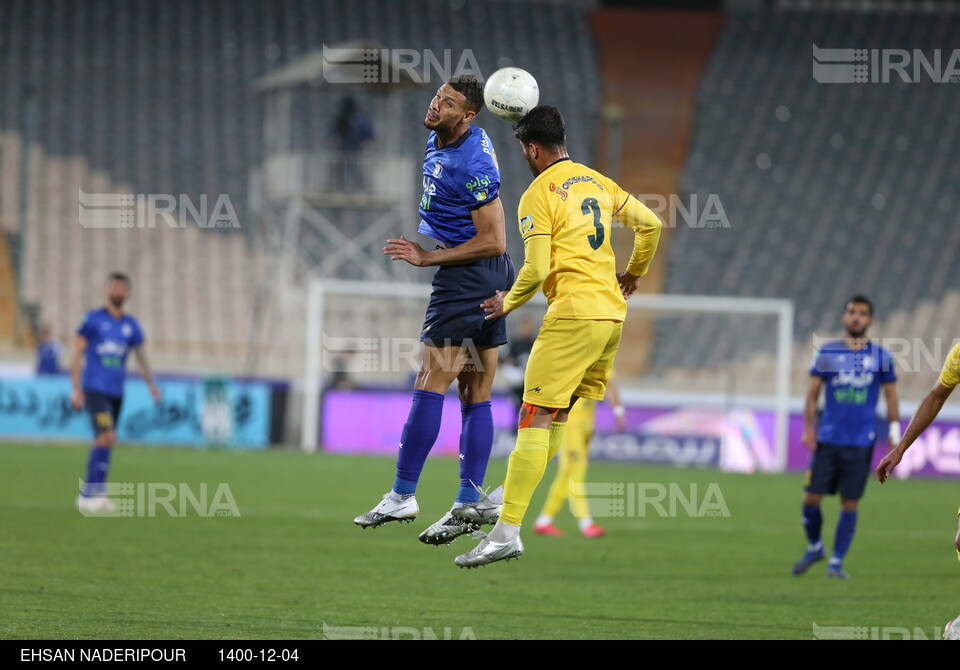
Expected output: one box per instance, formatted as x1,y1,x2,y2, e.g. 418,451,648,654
418,126,500,247
77,308,145,397
810,340,896,447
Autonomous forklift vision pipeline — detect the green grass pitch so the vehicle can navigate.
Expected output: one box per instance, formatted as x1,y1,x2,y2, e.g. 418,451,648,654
1,441,957,640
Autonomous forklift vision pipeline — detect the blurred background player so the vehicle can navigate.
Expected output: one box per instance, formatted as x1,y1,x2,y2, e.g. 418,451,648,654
71,273,161,513
353,76,516,545
35,323,62,375
454,106,662,568
534,375,626,539
792,295,899,579
329,95,374,192
876,339,960,562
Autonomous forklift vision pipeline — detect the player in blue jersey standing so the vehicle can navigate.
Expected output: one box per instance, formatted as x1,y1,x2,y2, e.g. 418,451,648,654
792,295,899,578
354,75,515,545
71,273,161,514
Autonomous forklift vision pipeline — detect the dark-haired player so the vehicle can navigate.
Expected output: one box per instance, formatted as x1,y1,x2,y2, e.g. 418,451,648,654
792,296,899,578
71,273,161,514
354,76,516,545
453,105,662,567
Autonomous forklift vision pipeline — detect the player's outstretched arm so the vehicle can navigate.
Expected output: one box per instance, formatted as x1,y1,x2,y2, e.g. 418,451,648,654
876,380,953,483
384,199,506,267
482,233,550,320
133,347,162,403
70,334,88,410
883,381,901,449
615,195,662,297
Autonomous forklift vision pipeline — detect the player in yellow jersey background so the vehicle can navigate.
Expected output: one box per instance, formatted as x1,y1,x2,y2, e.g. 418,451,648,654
534,375,626,539
452,105,662,568
877,340,960,561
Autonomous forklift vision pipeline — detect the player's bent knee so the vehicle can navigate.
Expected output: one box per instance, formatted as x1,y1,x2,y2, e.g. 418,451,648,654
518,402,561,429
416,369,455,394
97,431,116,447
457,382,491,406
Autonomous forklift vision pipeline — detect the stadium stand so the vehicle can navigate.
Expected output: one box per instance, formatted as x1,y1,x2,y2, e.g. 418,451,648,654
0,2,954,397
657,9,960,397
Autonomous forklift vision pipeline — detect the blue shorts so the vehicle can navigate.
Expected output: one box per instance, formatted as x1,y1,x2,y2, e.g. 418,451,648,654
85,390,123,436
421,253,515,347
805,442,874,500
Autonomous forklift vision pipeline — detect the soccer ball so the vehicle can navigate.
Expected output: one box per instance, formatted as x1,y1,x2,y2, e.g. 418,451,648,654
483,67,539,122
945,617,960,640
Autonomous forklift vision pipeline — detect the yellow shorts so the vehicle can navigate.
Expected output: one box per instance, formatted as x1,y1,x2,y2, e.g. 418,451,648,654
522,318,622,409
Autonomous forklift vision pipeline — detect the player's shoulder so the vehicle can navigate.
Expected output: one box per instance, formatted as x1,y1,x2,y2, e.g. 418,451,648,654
466,125,494,148
77,308,105,337
553,160,615,194
519,173,554,208
814,339,844,356
940,341,960,376
80,307,106,324
460,126,498,166
871,340,894,358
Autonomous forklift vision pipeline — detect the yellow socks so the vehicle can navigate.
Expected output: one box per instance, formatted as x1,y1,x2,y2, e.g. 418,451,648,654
500,427,550,525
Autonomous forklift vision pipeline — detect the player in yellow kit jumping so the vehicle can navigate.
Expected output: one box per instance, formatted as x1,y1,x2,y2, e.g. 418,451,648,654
876,340,960,562
452,105,662,567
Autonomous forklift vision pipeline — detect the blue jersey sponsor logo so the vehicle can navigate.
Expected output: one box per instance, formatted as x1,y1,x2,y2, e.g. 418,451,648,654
465,174,492,193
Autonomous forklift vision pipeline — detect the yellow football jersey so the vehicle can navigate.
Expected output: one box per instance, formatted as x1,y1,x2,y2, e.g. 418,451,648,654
940,341,960,389
507,158,661,321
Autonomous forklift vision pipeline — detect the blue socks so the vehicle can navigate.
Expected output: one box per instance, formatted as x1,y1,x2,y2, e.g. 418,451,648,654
832,509,858,562
393,390,444,495
455,401,494,504
391,393,495,504
802,504,823,548
83,446,112,497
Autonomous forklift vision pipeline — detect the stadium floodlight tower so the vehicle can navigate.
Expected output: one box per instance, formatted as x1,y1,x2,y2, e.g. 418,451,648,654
250,40,424,285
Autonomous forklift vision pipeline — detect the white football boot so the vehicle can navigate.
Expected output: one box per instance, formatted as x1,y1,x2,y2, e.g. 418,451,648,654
354,493,419,529
76,494,117,515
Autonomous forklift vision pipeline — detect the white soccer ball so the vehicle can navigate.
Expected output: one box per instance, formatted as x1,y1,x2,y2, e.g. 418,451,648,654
483,67,539,122
945,617,960,640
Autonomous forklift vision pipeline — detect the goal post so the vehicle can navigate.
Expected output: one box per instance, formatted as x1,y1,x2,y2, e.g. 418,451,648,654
619,293,794,472
302,277,794,471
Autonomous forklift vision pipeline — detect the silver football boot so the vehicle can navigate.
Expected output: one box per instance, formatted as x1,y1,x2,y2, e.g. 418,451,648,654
454,532,524,568
354,493,419,529
449,484,503,527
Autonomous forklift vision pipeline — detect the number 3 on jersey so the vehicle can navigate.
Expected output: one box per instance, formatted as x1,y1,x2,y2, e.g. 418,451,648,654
581,197,604,250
